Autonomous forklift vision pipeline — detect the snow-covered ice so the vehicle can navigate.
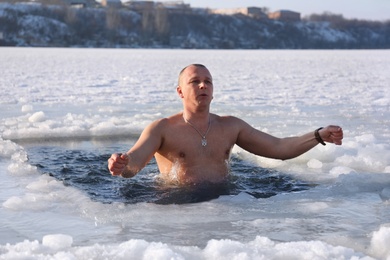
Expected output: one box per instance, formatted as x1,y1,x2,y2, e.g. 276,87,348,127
0,48,389,259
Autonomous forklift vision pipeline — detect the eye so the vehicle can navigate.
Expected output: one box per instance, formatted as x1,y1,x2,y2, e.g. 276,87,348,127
190,79,200,84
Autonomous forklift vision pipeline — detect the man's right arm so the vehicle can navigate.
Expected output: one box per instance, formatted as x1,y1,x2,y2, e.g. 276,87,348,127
108,119,165,178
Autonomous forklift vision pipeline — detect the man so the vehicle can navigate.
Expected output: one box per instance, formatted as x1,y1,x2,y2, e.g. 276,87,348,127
108,64,343,184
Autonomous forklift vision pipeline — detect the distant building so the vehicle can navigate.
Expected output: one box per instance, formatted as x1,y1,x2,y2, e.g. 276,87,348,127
268,10,301,22
158,1,191,14
123,1,191,13
123,0,155,11
212,7,268,19
28,0,97,7
101,0,122,8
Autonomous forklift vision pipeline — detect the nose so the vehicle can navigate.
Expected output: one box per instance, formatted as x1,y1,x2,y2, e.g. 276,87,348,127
199,81,207,89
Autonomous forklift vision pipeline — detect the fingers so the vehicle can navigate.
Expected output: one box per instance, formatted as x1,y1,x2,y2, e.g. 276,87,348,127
108,153,129,176
322,125,343,145
330,130,343,145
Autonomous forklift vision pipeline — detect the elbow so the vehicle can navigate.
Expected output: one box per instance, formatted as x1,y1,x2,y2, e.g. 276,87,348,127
256,152,293,161
276,149,306,161
269,153,293,161
280,155,294,161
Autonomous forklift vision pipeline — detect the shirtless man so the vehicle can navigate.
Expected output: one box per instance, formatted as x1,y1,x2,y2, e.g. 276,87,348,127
108,64,343,184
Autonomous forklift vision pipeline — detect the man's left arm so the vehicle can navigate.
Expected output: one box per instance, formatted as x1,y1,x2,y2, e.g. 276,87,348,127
236,121,343,160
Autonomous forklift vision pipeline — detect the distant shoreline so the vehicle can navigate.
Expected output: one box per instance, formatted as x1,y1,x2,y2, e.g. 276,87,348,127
1,3,389,49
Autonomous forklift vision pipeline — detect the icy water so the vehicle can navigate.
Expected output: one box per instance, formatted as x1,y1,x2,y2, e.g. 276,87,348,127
1,48,390,259
24,140,313,205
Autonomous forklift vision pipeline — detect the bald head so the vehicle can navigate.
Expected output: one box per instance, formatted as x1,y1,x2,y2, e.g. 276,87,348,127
178,64,209,85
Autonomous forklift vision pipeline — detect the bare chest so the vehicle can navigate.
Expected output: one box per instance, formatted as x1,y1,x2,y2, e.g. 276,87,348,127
159,124,236,163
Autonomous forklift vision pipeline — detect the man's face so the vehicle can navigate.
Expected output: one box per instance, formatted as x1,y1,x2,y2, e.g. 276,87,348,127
177,65,213,105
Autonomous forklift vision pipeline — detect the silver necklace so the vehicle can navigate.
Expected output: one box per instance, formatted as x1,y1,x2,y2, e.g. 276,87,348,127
183,116,211,147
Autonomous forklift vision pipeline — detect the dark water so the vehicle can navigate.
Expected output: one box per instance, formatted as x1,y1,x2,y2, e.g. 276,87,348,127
25,142,314,204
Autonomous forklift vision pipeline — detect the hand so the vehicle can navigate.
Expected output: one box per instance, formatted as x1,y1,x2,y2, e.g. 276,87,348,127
319,125,343,145
108,153,129,176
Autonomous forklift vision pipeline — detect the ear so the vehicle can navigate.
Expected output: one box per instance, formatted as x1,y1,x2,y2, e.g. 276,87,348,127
176,86,184,98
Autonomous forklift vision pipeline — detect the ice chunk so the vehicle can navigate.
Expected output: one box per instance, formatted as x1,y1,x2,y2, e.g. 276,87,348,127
307,159,323,169
379,187,390,202
369,226,390,259
28,111,46,123
355,134,376,144
42,234,73,251
2,196,24,210
21,104,33,112
329,166,355,177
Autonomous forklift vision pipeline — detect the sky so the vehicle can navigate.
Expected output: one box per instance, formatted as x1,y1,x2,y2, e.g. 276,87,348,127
160,0,390,21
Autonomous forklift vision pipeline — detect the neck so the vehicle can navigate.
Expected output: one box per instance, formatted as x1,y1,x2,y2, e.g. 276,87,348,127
182,106,210,122
183,111,209,123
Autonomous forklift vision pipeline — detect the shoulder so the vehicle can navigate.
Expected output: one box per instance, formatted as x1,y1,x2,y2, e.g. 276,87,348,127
213,114,248,127
212,114,253,138
144,113,182,131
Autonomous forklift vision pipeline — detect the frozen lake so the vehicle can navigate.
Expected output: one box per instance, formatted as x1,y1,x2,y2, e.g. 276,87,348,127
0,48,389,259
